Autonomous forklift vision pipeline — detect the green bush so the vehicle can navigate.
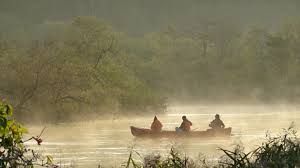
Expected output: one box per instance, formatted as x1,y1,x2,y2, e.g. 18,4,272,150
0,101,56,167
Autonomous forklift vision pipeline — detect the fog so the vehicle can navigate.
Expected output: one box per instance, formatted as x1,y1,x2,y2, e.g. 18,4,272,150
1,1,300,167
1,0,300,37
26,104,300,167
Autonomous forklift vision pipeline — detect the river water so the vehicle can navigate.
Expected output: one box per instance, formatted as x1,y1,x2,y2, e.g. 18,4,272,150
25,104,300,167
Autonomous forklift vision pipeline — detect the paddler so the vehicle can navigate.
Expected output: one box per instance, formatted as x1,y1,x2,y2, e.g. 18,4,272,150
209,114,225,129
176,115,192,132
151,116,163,132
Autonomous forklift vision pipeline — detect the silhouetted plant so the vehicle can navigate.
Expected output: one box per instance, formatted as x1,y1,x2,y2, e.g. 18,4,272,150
218,144,256,168
126,147,196,168
126,126,300,168
253,125,300,168
217,125,300,168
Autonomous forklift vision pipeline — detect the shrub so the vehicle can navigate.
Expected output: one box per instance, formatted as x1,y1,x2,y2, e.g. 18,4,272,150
218,125,300,168
0,101,56,167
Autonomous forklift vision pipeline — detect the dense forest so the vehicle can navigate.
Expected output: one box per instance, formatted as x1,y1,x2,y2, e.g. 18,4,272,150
1,1,300,122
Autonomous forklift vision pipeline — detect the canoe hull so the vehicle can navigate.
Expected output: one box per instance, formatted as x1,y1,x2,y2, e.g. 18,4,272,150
130,126,232,138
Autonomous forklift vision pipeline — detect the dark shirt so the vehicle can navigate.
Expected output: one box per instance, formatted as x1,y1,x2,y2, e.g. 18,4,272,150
179,119,192,132
151,119,163,132
209,119,225,129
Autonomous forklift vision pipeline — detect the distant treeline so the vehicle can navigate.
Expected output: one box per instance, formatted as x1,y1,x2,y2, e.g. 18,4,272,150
0,17,166,122
1,16,300,122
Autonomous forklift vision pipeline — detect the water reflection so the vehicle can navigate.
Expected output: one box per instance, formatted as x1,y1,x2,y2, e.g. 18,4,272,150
26,104,300,167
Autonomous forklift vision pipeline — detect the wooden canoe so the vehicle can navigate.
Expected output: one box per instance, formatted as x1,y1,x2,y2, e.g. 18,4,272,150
130,126,232,138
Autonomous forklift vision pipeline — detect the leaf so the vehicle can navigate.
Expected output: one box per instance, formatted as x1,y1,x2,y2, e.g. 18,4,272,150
0,117,7,129
46,155,53,165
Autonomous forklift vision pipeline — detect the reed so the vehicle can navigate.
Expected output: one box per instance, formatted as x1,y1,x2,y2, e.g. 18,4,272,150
126,126,300,168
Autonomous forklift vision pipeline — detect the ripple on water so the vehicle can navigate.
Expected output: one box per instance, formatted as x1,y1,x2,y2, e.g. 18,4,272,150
26,105,300,167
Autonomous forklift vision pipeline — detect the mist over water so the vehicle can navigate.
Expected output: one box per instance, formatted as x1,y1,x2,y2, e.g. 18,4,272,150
1,1,300,167
25,104,300,167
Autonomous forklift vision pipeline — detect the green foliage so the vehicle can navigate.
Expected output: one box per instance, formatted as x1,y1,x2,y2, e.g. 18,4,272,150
0,101,56,167
122,20,300,102
0,16,166,122
3,16,300,121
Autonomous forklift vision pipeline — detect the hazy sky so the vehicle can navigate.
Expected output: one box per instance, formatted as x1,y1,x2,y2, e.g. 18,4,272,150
1,0,300,36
